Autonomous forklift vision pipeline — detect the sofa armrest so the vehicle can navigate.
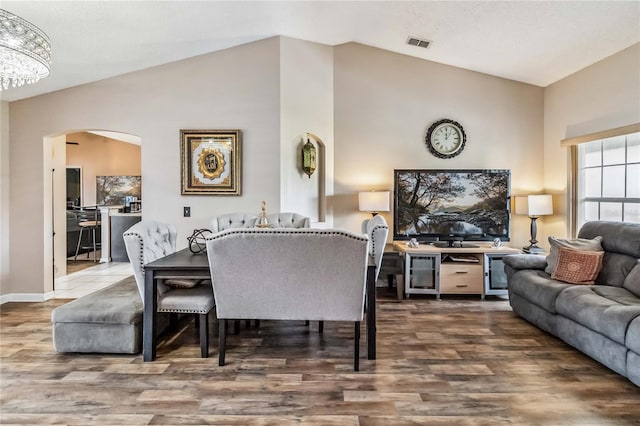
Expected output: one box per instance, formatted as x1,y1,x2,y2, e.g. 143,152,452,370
503,254,547,271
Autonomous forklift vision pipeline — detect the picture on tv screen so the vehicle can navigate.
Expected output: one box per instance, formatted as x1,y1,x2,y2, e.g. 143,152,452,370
96,175,141,206
394,169,510,241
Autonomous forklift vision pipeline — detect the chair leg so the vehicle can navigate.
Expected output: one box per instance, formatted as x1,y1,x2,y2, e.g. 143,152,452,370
318,321,324,334
354,321,360,372
199,313,209,358
218,319,227,366
234,320,240,335
74,226,85,261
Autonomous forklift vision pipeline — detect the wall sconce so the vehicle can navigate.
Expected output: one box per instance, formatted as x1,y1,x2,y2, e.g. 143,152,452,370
358,191,390,216
301,137,317,178
515,194,553,253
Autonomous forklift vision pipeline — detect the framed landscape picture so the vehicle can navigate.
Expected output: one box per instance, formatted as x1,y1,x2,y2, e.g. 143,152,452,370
180,129,242,195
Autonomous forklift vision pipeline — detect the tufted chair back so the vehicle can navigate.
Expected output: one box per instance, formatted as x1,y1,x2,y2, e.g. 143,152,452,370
206,228,369,370
210,212,258,232
123,220,177,299
266,212,310,228
206,228,369,321
362,215,389,282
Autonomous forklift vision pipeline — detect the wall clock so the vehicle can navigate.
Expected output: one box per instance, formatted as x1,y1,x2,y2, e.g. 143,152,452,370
425,119,466,159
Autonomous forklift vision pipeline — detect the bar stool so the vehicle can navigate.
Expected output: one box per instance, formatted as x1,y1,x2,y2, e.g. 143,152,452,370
74,207,101,262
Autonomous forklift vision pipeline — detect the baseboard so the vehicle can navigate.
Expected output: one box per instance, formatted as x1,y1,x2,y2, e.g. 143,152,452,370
0,291,55,304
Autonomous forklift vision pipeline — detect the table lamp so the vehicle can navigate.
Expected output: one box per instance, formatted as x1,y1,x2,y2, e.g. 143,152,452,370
358,191,390,216
516,194,553,254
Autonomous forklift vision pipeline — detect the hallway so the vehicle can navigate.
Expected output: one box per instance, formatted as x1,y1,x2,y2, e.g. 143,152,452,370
55,261,133,299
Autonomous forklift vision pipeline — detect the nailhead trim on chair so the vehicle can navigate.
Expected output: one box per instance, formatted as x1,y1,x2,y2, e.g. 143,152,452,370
205,228,369,242
370,224,389,256
158,308,209,314
123,231,147,274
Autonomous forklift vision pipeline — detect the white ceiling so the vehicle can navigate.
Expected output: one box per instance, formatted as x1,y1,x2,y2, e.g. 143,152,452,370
1,1,639,102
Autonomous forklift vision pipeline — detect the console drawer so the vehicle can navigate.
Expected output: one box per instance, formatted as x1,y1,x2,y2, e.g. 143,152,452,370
440,264,483,294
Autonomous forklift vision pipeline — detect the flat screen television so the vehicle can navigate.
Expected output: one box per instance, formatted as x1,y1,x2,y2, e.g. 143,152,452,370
394,169,511,245
96,175,142,206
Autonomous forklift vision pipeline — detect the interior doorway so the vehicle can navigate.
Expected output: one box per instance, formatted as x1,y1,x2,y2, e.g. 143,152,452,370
66,167,81,208
45,130,142,295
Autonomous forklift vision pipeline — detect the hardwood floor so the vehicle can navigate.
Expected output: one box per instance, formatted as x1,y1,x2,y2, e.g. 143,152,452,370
1,287,639,425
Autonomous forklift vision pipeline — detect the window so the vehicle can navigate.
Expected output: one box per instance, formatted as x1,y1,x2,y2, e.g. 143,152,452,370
576,131,640,229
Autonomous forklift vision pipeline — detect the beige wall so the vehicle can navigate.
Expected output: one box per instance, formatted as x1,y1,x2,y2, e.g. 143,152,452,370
543,43,640,240
66,132,141,206
279,37,334,225
8,37,281,295
333,43,545,248
5,36,638,298
1,101,9,295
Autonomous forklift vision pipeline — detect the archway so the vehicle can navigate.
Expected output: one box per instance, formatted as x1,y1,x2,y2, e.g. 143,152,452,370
43,130,141,293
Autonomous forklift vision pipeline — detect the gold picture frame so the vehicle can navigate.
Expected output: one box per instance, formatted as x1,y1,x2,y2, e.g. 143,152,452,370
180,129,242,195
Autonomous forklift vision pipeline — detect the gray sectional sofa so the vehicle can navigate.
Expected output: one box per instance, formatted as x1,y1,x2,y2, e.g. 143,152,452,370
504,221,640,386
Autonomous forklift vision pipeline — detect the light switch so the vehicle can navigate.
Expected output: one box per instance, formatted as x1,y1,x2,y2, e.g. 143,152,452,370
183,207,191,217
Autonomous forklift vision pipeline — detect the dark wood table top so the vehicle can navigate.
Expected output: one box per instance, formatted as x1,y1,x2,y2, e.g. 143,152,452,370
145,248,208,270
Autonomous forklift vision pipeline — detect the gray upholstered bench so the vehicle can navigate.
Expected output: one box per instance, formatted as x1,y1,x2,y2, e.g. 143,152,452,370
52,277,143,354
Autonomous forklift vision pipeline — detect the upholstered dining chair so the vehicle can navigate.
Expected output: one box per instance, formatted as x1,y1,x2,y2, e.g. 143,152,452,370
266,212,310,228
210,212,259,232
210,212,311,232
362,214,390,283
123,220,215,358
206,228,369,371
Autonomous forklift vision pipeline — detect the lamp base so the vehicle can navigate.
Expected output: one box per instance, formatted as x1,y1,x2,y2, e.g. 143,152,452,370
522,245,545,254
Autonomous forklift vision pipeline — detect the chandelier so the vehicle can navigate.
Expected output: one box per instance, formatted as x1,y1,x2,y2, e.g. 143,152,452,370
0,9,51,91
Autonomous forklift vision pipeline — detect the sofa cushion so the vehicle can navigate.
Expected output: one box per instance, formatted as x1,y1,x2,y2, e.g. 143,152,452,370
596,252,640,288
508,269,572,313
52,278,142,325
627,316,640,354
551,247,603,285
624,263,640,297
503,254,547,271
555,285,640,346
578,221,640,259
545,236,603,275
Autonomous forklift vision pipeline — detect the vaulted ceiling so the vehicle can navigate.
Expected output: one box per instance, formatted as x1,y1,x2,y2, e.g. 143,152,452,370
2,1,639,102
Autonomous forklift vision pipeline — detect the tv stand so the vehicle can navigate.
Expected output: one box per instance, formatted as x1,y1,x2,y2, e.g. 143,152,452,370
393,242,520,299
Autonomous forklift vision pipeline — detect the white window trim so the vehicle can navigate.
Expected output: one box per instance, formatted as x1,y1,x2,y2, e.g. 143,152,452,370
566,123,640,236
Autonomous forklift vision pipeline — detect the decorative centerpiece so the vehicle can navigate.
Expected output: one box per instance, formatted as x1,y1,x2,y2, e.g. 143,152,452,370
187,228,212,254
256,200,270,228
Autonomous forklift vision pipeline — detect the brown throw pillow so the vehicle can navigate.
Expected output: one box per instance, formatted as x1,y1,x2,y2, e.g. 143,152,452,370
545,235,603,274
551,246,604,285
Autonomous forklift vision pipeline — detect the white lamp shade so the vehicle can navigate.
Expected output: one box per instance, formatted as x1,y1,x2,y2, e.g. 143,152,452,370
358,191,390,213
516,194,553,217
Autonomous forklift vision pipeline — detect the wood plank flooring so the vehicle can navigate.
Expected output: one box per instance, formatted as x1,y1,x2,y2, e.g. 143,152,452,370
1,286,639,425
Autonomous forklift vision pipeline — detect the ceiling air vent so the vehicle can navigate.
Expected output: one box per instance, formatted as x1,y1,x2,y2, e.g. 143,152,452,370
407,37,431,49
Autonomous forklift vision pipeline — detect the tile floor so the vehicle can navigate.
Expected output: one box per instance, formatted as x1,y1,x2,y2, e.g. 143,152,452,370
54,261,134,299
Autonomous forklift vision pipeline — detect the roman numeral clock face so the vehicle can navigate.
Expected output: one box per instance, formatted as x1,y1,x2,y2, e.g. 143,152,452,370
426,119,466,159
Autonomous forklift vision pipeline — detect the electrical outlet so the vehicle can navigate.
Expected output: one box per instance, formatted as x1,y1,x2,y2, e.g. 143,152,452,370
183,207,191,217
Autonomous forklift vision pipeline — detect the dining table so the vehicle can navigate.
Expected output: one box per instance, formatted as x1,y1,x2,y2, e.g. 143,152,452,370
142,247,377,362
